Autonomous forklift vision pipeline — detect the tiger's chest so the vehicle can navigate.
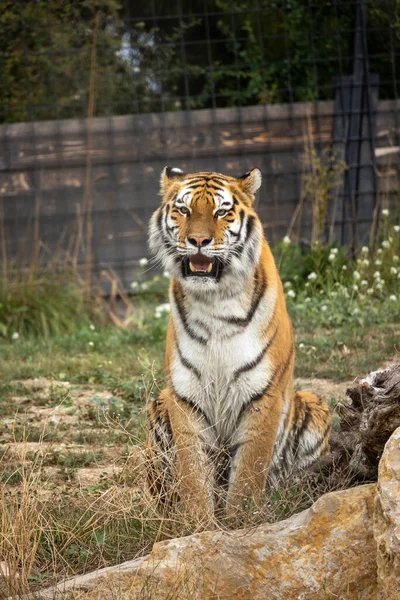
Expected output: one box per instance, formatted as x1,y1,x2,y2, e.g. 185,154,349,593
169,292,276,441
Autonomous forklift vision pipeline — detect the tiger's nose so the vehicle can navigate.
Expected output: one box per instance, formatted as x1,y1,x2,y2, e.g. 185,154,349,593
187,236,212,248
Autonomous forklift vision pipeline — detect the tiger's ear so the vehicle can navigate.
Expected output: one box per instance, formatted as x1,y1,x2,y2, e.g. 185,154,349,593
160,166,185,195
237,168,262,198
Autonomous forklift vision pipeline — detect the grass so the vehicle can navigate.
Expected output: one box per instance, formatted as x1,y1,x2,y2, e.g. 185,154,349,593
0,215,399,598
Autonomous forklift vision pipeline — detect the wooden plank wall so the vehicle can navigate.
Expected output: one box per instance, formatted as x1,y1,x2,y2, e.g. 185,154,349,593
0,100,398,291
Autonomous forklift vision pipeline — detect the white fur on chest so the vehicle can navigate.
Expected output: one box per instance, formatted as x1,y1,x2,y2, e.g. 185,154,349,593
170,285,277,443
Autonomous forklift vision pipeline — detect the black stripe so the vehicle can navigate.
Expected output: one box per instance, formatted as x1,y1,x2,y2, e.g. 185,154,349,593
237,209,245,237
245,215,255,243
237,345,295,423
294,421,331,457
221,266,266,326
156,208,163,231
176,344,201,379
173,283,207,345
174,391,210,425
228,209,245,239
233,327,278,381
236,366,280,423
293,400,312,451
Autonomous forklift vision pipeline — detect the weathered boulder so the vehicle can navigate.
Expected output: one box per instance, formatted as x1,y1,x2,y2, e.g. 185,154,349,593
374,426,400,600
44,484,376,600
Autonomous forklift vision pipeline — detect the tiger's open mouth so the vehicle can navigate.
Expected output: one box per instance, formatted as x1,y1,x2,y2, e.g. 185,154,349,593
181,254,224,280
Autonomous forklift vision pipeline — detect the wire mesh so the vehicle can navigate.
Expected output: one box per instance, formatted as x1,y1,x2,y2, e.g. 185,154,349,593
0,0,399,289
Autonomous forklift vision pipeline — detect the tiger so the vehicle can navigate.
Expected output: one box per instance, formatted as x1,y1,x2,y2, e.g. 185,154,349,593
146,166,331,524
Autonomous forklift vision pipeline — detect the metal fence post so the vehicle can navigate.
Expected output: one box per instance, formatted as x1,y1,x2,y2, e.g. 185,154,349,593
332,0,379,251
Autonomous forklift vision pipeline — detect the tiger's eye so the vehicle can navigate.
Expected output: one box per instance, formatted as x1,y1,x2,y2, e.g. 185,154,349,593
179,207,190,216
215,209,228,218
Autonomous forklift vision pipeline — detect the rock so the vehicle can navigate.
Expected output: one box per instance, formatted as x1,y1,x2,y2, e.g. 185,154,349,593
374,426,400,600
43,484,377,600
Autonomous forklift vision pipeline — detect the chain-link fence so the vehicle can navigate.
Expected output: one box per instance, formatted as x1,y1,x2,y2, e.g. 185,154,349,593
0,0,399,290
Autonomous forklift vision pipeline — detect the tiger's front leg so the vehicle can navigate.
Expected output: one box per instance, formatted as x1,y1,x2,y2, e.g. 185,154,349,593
151,388,215,527
226,393,283,519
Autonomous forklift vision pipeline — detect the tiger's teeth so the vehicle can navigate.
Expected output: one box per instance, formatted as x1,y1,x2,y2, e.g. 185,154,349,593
206,263,213,273
189,262,195,272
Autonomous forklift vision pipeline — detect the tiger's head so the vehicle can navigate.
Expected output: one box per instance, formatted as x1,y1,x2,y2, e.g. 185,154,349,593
149,167,263,293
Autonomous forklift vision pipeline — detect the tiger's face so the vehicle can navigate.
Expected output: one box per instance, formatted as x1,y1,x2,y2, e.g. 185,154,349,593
149,167,263,292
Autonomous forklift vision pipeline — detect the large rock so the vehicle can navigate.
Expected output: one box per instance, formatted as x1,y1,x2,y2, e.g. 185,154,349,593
45,484,377,600
374,426,400,600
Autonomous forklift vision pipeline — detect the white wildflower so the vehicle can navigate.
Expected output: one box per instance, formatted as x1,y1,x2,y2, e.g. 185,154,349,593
287,289,296,298
361,246,369,255
382,208,389,217
299,343,305,350
330,247,338,255
282,235,291,246
139,257,149,267
373,271,381,279
342,265,347,271
352,307,360,315
311,346,317,351
361,279,368,287
394,255,399,263
394,225,400,233
375,282,383,291
382,240,390,249
361,259,370,267
390,267,398,275
88,341,94,347
283,281,292,289
131,281,139,289
305,297,311,303
89,324,95,331
328,253,336,262
11,332,19,340
353,285,359,292
367,288,374,295
141,282,148,290
389,295,397,301
375,260,382,267
307,272,317,282
353,271,361,281
377,248,383,255
321,305,328,312
155,303,171,318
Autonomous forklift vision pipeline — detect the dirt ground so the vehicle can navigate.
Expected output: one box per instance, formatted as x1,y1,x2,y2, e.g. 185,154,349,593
1,375,353,500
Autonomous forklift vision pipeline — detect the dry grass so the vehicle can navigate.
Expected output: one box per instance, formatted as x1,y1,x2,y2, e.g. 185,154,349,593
0,374,357,600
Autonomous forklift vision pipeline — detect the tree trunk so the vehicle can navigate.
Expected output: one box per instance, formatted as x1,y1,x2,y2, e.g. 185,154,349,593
322,363,400,482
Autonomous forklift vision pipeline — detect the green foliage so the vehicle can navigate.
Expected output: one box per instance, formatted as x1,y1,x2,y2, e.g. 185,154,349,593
281,217,400,331
1,0,399,122
0,266,92,338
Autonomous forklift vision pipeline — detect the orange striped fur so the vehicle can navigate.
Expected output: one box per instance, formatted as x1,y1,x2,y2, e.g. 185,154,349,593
146,167,331,522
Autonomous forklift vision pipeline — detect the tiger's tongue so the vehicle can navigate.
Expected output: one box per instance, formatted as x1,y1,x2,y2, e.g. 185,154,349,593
189,254,213,272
